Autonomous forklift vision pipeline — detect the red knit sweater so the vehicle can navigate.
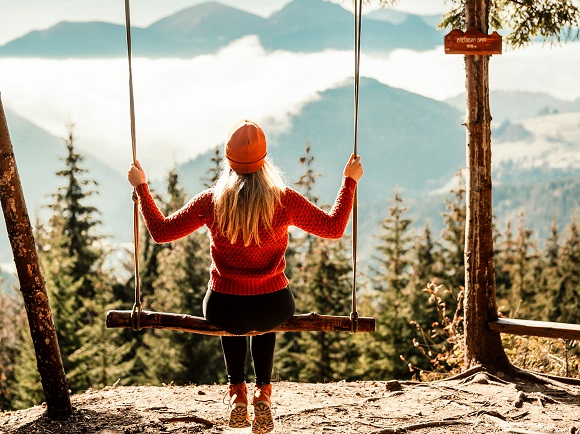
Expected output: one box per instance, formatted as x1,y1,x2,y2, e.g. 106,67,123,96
136,176,357,295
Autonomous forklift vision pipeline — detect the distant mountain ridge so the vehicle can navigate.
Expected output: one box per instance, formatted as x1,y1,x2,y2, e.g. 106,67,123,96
174,77,466,205
1,85,579,266
446,90,580,124
492,112,580,185
0,0,443,58
172,83,580,260
0,110,130,263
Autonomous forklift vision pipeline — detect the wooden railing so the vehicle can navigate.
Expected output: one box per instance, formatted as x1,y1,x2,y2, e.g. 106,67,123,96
488,318,580,341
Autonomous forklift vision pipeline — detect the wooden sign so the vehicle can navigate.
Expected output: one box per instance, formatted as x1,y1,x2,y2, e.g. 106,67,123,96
444,27,502,55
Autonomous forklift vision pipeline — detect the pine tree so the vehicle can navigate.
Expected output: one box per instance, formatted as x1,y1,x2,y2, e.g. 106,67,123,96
503,212,541,318
68,267,133,389
202,146,222,188
439,170,466,294
0,290,26,410
12,327,43,409
365,191,415,380
495,220,515,313
296,237,359,382
138,171,182,297
276,143,317,381
413,224,440,287
32,126,115,394
373,192,413,315
537,220,561,321
406,224,447,374
550,219,580,324
120,168,183,384
46,126,101,296
294,141,320,206
276,143,357,382
400,174,470,378
116,171,182,383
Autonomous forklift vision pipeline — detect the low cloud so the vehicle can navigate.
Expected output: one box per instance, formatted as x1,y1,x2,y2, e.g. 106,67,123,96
1,36,578,178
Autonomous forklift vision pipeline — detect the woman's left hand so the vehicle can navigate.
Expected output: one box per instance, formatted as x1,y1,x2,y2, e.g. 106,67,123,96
128,160,147,187
343,154,363,182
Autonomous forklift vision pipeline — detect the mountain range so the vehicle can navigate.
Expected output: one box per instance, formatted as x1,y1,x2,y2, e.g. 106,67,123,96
0,0,443,58
0,110,131,265
0,0,578,272
446,90,580,124
2,84,579,267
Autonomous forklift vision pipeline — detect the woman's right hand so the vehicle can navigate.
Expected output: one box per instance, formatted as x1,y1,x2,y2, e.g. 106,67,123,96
128,160,147,187
343,153,363,182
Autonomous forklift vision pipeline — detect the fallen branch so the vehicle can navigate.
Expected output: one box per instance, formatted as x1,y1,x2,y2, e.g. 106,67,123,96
425,383,484,396
399,365,486,386
471,409,528,421
459,372,510,386
520,370,580,387
158,415,214,426
368,409,528,434
504,429,550,434
369,419,471,433
509,366,580,389
276,392,395,420
276,400,364,419
437,365,487,382
398,380,483,397
483,411,547,434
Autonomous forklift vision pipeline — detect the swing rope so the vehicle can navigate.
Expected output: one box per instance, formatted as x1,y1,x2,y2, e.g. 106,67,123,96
125,0,142,331
111,0,374,336
350,0,363,334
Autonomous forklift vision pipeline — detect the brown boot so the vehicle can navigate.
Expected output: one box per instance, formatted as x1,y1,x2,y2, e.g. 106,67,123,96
228,382,251,428
252,383,274,433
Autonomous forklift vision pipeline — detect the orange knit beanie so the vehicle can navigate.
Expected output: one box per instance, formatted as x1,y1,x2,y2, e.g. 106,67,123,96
225,120,267,174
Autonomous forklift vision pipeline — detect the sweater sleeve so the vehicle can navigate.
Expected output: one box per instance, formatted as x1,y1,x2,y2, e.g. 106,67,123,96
286,176,357,239
135,183,212,243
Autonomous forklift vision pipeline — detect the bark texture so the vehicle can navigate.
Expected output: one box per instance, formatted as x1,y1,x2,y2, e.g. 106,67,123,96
462,0,511,370
0,96,72,418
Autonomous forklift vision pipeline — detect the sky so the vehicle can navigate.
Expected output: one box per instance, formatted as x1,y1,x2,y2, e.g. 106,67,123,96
1,0,579,179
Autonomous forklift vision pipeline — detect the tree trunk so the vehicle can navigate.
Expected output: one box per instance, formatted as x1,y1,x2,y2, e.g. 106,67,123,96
462,0,511,370
0,96,72,418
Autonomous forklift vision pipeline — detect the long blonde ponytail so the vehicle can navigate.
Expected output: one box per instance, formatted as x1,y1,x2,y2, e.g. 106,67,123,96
213,158,285,246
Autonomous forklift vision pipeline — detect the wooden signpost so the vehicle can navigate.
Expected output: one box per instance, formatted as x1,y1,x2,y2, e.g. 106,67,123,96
444,27,502,55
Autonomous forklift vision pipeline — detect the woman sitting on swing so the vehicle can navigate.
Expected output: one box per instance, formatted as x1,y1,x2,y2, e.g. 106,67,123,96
127,119,363,433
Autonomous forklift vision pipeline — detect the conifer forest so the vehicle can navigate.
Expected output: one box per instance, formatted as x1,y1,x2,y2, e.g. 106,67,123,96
0,132,578,412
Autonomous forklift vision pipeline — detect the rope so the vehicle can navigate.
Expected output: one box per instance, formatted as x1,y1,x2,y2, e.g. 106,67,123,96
121,0,363,334
350,0,363,334
125,0,142,331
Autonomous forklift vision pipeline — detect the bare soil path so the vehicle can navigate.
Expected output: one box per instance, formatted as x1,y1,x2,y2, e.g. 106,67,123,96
2,374,579,433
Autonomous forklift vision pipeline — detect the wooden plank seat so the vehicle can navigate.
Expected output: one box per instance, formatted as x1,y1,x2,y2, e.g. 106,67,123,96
106,310,376,336
488,318,580,341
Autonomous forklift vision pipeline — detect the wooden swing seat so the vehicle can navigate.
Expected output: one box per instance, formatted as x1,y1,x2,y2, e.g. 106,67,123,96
489,318,580,341
106,310,375,336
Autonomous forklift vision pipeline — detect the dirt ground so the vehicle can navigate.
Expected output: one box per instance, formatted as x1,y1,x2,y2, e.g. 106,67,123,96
2,369,579,434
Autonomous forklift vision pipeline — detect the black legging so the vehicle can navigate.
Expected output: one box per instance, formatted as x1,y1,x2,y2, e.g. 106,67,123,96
203,287,295,385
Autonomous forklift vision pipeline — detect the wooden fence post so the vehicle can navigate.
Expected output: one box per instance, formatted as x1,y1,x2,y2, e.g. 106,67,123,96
0,95,72,418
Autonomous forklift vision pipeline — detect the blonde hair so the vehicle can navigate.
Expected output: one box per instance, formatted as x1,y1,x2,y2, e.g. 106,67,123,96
213,158,286,246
